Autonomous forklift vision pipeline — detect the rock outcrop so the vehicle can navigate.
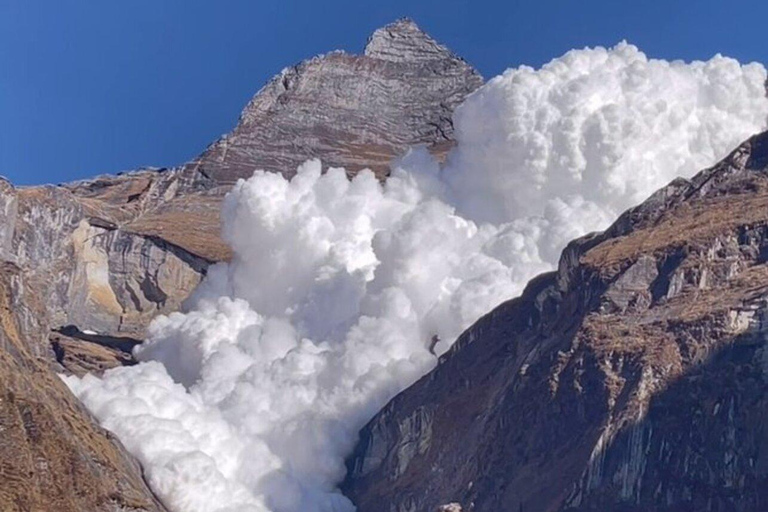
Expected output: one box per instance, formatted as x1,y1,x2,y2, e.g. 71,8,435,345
0,19,482,510
342,132,768,511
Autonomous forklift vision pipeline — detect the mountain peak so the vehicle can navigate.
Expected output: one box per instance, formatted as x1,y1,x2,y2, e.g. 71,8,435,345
364,18,453,63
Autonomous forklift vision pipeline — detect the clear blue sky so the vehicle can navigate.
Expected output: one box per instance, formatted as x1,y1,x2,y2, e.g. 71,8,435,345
2,0,767,185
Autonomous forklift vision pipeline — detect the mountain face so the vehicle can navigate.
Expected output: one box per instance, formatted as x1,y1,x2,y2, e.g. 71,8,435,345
186,17,482,185
342,132,768,512
0,19,482,511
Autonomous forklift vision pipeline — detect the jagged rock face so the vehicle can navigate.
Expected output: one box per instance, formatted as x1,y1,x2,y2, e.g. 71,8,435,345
365,20,455,62
0,19,481,511
1,180,210,353
342,132,768,512
0,178,198,511
184,17,482,185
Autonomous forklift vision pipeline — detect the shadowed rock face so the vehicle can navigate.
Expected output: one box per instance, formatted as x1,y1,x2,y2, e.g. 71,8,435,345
0,19,482,510
342,132,768,512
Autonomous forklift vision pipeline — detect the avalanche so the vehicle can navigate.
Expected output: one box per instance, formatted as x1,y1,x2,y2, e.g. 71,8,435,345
65,43,768,512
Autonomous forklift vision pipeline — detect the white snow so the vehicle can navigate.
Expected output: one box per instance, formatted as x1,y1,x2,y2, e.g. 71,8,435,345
65,43,768,512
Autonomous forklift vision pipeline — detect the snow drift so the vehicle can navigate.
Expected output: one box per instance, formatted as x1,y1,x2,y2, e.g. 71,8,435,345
66,43,768,512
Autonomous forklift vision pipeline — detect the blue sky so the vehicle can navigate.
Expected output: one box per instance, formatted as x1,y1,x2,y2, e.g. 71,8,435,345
2,0,767,185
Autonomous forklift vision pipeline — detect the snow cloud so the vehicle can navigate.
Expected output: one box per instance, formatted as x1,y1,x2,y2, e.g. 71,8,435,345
65,43,768,512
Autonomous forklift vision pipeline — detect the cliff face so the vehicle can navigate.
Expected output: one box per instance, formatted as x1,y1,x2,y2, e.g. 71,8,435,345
342,132,768,512
0,19,482,510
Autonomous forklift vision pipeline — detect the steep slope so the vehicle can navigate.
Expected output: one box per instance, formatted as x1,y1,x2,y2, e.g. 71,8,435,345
343,131,768,512
0,19,481,510
0,262,165,512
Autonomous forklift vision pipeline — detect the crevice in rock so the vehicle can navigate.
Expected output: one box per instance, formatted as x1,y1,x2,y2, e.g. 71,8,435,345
52,325,141,354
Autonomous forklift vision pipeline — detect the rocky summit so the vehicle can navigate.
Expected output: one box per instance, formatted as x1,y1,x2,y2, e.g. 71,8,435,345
0,19,481,511
342,132,768,512
188,17,482,185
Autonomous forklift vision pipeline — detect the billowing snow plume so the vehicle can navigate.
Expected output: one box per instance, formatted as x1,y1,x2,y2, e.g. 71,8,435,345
65,44,768,512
